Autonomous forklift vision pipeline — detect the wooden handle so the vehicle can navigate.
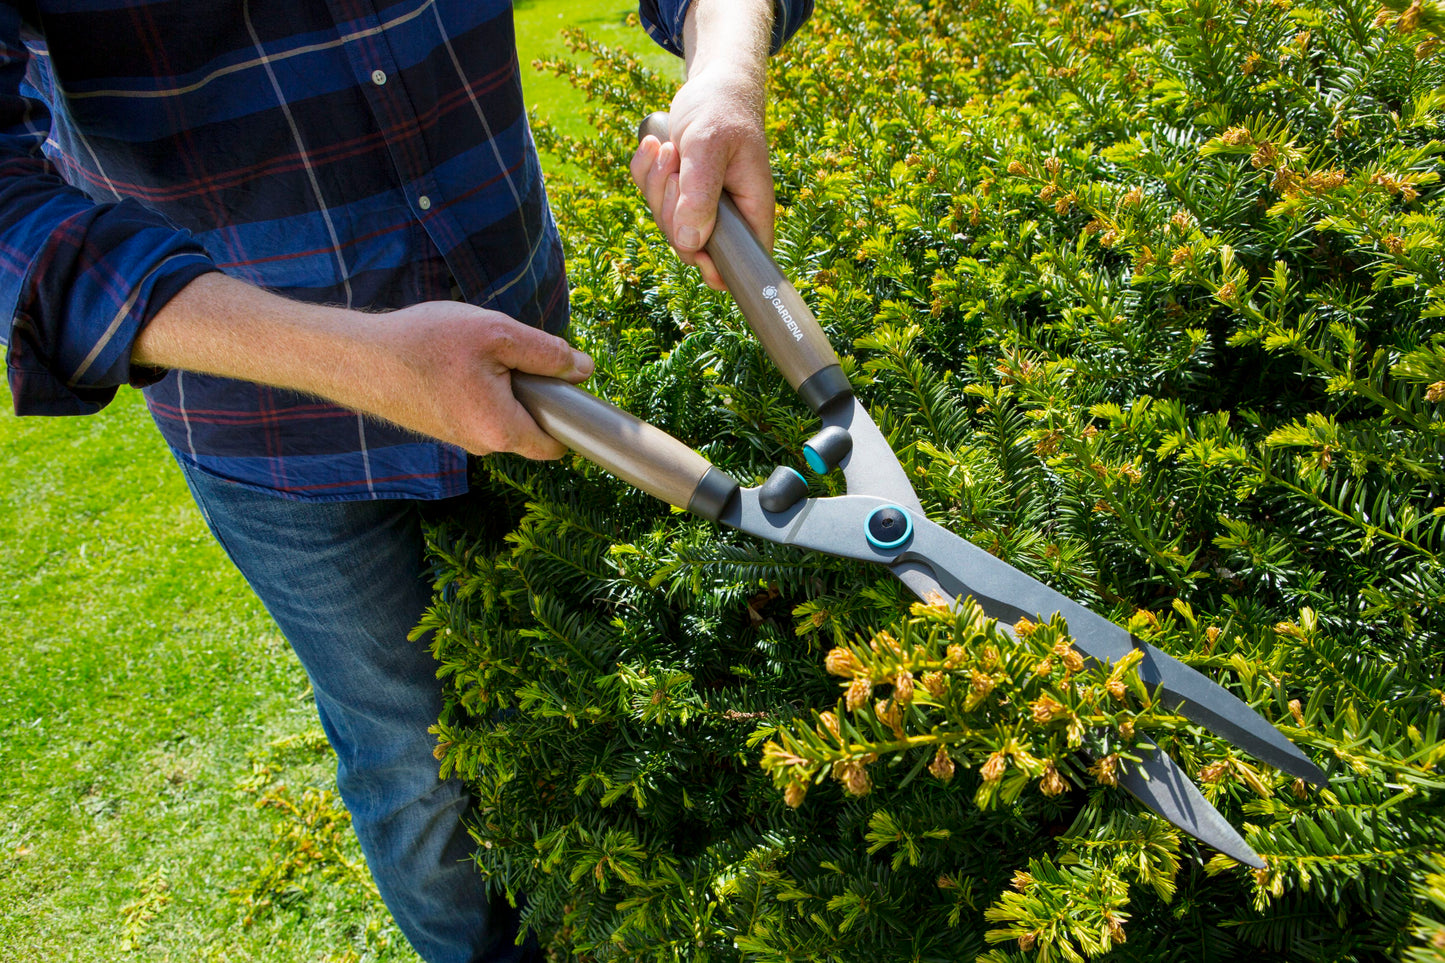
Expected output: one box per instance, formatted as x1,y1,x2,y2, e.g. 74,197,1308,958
637,112,851,412
512,373,738,522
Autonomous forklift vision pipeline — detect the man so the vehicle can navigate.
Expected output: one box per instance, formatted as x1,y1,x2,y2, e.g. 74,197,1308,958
0,0,811,960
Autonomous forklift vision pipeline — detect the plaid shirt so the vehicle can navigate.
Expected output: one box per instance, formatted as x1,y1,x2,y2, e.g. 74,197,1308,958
0,0,811,501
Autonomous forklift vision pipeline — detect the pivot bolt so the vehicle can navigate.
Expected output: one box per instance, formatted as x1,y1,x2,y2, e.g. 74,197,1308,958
865,505,913,550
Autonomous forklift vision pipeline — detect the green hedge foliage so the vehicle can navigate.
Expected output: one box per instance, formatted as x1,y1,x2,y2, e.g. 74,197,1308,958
418,0,1445,958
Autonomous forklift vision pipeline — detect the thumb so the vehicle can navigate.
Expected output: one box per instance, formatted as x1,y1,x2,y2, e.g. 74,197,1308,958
486,316,593,384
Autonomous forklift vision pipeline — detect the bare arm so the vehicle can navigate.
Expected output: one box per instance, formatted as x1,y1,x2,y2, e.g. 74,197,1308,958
630,0,776,289
132,272,593,460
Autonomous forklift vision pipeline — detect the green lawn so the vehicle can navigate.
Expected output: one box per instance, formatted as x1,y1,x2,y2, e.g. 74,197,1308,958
0,384,399,962
516,0,680,142
0,4,678,960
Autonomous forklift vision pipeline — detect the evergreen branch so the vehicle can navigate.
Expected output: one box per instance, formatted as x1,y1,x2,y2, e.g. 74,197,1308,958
1258,461,1441,562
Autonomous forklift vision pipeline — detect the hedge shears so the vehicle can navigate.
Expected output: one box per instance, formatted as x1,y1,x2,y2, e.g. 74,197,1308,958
513,113,1325,868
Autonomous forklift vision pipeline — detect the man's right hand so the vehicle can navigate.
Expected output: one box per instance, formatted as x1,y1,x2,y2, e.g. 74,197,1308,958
351,299,592,460
133,272,592,460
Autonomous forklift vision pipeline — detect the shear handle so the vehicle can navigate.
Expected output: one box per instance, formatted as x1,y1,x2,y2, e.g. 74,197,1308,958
512,373,739,523
638,112,851,413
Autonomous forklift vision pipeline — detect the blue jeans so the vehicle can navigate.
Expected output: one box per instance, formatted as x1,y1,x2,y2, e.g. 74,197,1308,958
178,460,537,963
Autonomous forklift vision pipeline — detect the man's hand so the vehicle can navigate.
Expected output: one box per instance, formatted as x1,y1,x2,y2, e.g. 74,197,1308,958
134,272,592,460
347,300,592,459
629,0,776,290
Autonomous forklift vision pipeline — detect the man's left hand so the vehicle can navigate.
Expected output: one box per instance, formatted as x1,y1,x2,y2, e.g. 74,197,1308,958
629,0,775,291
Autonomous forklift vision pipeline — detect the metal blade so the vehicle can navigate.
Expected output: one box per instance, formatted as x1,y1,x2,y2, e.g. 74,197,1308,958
896,521,1326,786
722,489,1322,785
892,560,1267,867
820,396,924,514
1116,739,1266,869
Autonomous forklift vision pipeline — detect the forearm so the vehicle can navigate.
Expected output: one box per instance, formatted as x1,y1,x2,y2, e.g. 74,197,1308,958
132,272,379,411
638,0,812,60
682,0,773,81
132,272,592,460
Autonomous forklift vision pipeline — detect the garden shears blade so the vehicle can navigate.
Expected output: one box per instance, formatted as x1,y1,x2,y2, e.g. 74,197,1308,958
511,112,1327,871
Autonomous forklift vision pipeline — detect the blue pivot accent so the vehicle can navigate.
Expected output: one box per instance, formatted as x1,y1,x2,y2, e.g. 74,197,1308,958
803,446,828,474
864,505,913,550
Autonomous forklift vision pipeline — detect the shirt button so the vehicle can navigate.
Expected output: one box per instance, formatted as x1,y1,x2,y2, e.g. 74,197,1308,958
371,69,387,86
417,195,432,211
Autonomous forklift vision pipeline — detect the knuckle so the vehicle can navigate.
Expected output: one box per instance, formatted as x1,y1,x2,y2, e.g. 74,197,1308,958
481,326,516,359
546,336,574,368
684,122,726,150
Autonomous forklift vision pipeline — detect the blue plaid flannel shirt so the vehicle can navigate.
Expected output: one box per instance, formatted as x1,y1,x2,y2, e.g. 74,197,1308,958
0,0,811,501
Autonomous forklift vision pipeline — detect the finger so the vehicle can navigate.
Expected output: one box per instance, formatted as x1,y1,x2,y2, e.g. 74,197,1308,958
630,135,660,195
673,141,726,255
645,140,679,230
498,393,569,461
727,175,776,254
664,177,725,289
661,172,680,241
485,317,593,384
693,250,726,291
717,136,777,253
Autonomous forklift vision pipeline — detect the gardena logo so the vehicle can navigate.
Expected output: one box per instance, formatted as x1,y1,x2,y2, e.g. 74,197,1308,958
762,284,804,341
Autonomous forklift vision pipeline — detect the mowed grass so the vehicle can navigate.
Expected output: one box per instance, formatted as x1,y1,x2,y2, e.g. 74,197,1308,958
0,4,680,960
0,385,407,962
516,0,680,142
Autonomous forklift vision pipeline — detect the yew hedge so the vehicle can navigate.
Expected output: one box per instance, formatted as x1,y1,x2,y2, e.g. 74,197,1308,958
419,0,1445,958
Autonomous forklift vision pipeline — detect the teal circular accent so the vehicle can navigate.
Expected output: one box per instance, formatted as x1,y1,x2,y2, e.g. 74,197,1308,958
784,466,807,486
803,445,827,474
865,505,913,550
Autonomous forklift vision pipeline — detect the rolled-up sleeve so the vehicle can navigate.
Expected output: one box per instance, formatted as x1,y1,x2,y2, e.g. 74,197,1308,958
0,4,214,416
638,0,814,58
